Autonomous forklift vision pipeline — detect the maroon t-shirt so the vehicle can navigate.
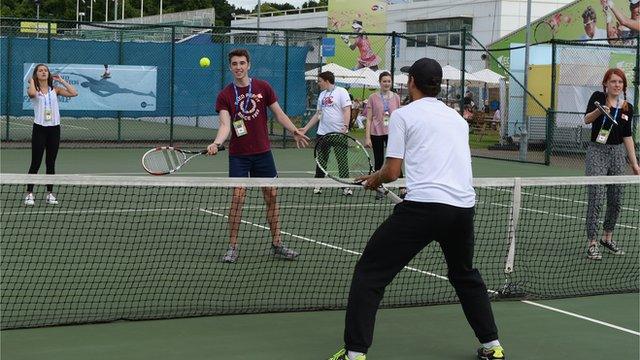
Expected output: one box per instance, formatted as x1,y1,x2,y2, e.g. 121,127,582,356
215,78,277,156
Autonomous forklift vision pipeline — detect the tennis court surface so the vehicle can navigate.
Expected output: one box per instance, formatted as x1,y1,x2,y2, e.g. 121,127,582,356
1,173,638,359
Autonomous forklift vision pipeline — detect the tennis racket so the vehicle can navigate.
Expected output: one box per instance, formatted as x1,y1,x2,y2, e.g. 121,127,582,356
533,21,554,43
142,146,225,175
314,132,402,204
594,101,619,125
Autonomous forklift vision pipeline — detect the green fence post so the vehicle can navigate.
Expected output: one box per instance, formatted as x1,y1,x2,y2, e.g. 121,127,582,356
170,26,176,146
390,31,396,91
459,27,466,116
47,21,51,63
545,40,557,166
634,39,639,159
5,33,12,140
283,30,289,148
117,28,123,142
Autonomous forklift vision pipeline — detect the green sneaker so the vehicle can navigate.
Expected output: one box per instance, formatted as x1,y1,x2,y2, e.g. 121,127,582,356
477,345,505,360
328,348,366,360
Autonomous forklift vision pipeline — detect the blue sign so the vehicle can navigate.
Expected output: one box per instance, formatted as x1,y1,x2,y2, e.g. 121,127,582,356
322,37,336,57
23,63,157,111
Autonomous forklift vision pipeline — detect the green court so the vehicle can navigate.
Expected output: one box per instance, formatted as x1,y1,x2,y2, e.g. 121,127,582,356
1,148,638,360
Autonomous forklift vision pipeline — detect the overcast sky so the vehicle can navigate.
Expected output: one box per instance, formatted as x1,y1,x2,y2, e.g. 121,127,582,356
228,0,311,10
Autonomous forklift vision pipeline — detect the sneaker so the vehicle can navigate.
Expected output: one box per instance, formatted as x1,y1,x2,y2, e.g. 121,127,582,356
477,345,505,360
46,193,58,205
272,243,299,260
313,187,322,194
328,348,366,360
600,239,625,255
24,193,35,206
586,244,602,260
342,187,353,196
222,246,238,263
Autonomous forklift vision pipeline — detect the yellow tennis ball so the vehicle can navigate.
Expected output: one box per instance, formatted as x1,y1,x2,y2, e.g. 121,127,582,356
199,57,210,68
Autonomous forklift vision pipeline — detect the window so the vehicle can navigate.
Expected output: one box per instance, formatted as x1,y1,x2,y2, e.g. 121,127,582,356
406,17,473,47
449,33,460,46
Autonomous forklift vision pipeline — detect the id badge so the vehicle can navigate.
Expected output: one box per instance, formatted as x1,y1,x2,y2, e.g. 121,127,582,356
44,109,52,122
596,128,610,144
383,111,390,127
233,119,248,137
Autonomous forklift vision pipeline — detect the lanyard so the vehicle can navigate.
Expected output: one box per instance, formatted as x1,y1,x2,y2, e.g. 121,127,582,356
602,99,620,127
42,88,52,109
379,92,390,113
233,79,252,118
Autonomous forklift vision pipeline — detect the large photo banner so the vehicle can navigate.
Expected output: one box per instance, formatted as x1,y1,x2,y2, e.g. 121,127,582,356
23,63,157,111
327,0,389,70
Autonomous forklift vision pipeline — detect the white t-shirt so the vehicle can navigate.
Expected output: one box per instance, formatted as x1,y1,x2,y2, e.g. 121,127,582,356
316,86,352,135
579,28,609,44
31,88,61,126
386,97,475,208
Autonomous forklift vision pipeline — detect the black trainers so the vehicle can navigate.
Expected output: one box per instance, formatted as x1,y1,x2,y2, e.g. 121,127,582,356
272,243,300,260
600,240,625,255
586,244,602,260
477,345,505,360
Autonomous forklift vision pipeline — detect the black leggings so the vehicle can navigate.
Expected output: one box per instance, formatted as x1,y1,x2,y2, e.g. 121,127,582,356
371,134,403,179
314,134,349,178
26,124,60,193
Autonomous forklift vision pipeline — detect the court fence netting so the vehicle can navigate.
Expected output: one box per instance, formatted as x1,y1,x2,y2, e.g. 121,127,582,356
3,18,638,169
1,174,638,329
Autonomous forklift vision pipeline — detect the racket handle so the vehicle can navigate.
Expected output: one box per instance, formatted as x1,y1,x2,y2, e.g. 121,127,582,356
200,145,226,154
377,187,403,204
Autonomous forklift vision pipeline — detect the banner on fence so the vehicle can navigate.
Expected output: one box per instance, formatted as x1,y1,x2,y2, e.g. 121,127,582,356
23,63,157,111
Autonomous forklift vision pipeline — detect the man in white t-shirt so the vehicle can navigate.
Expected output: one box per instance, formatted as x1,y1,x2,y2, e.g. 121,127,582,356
301,71,353,195
326,58,504,360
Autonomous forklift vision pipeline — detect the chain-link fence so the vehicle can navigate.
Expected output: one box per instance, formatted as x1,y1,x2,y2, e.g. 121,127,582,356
2,18,638,169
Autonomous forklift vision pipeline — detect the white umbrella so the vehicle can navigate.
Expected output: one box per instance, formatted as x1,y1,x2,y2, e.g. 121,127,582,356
441,65,483,83
304,63,364,82
471,69,505,87
350,67,380,88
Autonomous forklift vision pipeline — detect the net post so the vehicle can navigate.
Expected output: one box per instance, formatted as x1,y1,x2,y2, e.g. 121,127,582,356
504,177,521,274
5,32,12,140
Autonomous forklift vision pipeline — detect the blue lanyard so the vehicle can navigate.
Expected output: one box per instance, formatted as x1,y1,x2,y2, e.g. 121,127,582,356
43,88,52,109
233,79,252,118
379,92,390,113
602,99,620,126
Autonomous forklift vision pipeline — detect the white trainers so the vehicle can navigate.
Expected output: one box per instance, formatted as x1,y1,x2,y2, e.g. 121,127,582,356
342,187,353,196
313,187,322,194
46,193,59,205
24,193,35,206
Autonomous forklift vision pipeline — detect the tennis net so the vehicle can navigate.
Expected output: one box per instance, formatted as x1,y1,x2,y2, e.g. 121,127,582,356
1,174,638,329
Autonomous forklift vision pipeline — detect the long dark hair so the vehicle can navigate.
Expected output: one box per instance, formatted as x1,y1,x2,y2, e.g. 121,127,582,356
602,68,629,112
32,64,53,93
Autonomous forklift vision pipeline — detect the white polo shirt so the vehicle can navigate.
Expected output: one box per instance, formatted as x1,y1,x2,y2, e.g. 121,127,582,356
316,86,352,135
31,88,61,127
385,97,476,208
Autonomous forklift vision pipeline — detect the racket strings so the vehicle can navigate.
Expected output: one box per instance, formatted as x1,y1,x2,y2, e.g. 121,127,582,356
317,136,371,180
143,149,185,173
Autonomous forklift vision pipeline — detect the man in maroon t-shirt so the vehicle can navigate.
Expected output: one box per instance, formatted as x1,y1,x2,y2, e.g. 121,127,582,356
207,48,309,263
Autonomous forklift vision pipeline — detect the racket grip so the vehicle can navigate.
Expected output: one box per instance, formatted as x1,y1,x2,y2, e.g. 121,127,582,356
201,145,226,154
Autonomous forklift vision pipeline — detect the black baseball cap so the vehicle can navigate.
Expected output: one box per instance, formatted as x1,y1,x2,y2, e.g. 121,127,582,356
400,58,443,87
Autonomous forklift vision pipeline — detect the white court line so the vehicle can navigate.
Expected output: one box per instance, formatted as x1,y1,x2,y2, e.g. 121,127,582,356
77,170,316,176
521,300,640,336
0,120,90,131
198,208,639,336
488,202,638,230
1,202,391,216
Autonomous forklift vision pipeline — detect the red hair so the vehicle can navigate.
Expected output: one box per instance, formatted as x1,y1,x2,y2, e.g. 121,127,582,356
602,68,629,111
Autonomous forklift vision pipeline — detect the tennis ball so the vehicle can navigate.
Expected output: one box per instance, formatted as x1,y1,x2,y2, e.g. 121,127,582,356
199,57,210,68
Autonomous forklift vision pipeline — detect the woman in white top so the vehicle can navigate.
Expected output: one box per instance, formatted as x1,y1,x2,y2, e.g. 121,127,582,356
24,64,78,206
